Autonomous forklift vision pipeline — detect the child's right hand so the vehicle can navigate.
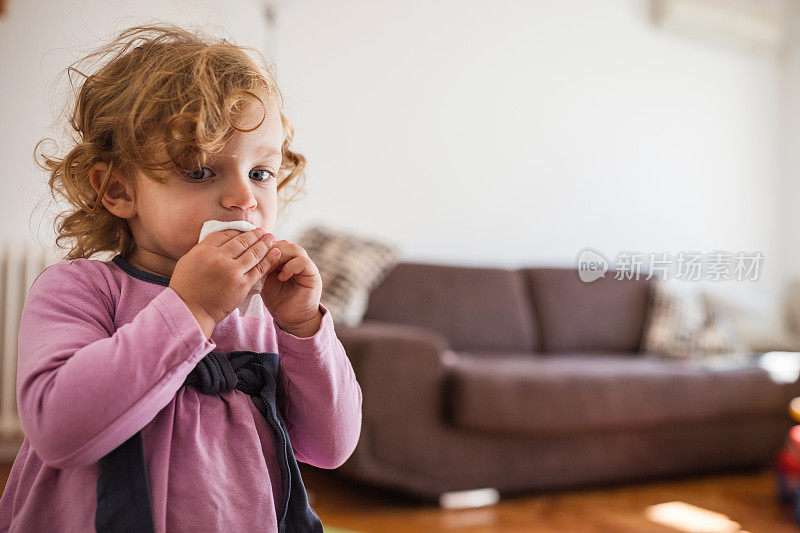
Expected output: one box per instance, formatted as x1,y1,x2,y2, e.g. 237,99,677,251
169,227,278,338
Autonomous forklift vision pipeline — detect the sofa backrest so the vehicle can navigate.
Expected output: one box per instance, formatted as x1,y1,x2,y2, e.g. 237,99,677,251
363,262,538,352
521,267,653,353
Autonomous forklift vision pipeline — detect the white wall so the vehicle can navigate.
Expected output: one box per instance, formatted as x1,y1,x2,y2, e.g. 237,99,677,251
782,0,800,282
271,0,785,309
0,0,789,314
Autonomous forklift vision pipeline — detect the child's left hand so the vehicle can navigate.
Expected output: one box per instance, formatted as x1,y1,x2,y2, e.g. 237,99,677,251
260,238,324,338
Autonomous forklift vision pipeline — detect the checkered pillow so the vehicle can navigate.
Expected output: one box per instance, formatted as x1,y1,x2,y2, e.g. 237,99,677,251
296,225,400,327
641,279,749,361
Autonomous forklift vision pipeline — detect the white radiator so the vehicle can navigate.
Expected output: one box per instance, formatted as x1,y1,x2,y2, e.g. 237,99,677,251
0,241,61,457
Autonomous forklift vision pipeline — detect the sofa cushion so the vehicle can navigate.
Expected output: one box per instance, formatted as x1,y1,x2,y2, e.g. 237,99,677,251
522,268,652,353
295,225,400,327
364,263,538,352
443,352,799,436
641,278,750,360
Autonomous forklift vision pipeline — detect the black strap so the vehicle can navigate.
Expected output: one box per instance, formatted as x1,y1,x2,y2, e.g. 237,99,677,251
95,350,323,532
96,431,155,532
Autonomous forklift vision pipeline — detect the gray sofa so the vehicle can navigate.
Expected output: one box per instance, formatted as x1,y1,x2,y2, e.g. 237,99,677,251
332,263,800,503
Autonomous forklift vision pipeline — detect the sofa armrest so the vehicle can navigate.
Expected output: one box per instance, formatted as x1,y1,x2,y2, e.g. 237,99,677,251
335,320,451,429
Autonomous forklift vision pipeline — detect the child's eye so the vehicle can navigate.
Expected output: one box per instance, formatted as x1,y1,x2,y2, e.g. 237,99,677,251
249,169,276,182
184,167,213,180
182,168,276,182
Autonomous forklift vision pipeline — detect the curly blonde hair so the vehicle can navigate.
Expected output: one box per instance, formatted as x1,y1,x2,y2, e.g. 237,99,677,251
35,23,307,261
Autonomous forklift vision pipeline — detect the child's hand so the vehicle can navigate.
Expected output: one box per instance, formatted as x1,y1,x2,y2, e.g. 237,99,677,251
170,228,274,338
260,238,324,338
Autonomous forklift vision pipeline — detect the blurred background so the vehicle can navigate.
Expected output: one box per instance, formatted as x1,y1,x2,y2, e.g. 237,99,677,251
4,0,800,531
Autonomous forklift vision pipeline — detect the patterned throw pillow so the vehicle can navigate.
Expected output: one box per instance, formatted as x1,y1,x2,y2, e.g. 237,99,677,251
641,279,750,362
296,225,400,327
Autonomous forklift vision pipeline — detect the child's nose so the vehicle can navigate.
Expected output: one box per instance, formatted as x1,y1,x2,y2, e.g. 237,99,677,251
222,175,258,210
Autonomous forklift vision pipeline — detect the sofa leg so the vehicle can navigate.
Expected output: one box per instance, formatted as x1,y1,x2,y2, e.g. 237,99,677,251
439,488,500,509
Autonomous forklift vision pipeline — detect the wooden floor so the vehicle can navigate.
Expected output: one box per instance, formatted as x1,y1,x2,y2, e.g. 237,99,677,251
1,459,797,531
299,464,800,532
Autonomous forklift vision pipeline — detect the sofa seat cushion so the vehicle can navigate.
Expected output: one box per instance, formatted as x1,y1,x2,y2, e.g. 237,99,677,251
444,352,800,436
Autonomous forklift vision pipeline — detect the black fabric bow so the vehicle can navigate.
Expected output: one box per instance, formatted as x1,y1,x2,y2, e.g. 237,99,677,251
95,350,324,533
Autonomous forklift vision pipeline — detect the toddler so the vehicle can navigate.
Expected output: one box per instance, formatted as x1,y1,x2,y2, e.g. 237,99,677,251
0,23,362,533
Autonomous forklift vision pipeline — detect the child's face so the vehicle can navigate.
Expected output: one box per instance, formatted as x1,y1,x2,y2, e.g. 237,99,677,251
127,97,284,277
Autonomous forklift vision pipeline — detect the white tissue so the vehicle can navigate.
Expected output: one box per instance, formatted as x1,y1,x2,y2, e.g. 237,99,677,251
198,219,267,318
198,219,257,242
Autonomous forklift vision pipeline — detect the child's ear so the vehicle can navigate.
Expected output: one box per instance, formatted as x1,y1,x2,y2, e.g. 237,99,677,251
88,162,136,219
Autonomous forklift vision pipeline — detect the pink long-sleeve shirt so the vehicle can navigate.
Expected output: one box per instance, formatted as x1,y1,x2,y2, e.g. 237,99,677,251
0,253,363,532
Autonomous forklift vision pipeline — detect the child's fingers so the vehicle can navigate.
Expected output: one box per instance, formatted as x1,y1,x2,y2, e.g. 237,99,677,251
223,228,270,259
245,240,281,281
265,240,307,274
201,228,244,247
276,256,311,281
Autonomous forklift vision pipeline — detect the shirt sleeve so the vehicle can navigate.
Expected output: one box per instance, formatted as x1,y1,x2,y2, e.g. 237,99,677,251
16,261,217,469
274,303,363,469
